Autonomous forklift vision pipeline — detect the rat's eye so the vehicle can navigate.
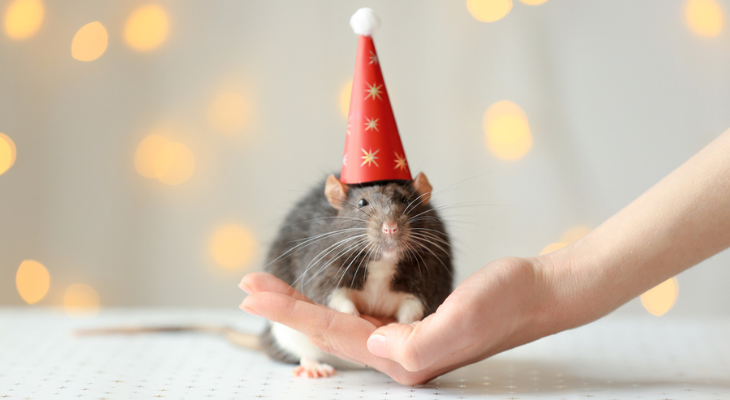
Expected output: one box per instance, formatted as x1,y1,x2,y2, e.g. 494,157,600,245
357,198,369,208
401,197,409,205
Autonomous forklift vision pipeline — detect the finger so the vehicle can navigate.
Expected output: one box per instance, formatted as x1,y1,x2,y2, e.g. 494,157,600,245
241,291,368,343
242,292,401,369
366,308,459,372
239,272,312,303
359,315,393,328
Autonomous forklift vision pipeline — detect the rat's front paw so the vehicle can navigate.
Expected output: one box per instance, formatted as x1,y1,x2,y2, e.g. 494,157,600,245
328,288,360,316
397,295,424,324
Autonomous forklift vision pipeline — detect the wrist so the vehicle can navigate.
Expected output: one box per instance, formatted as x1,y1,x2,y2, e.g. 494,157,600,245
532,246,598,336
535,241,621,336
486,256,575,353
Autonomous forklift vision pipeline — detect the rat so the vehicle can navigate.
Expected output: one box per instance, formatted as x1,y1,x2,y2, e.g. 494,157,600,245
258,172,452,378
75,171,452,379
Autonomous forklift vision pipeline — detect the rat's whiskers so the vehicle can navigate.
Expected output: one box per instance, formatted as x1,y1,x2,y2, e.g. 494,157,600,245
265,227,366,269
298,216,369,225
295,234,368,289
334,240,373,291
407,233,453,277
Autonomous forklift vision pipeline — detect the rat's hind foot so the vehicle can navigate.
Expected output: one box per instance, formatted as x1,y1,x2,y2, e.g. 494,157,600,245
292,357,336,378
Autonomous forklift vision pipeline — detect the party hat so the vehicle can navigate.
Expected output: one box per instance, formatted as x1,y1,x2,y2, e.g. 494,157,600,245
339,8,412,185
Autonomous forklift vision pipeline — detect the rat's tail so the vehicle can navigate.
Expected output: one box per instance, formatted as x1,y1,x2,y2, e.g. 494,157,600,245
74,325,261,350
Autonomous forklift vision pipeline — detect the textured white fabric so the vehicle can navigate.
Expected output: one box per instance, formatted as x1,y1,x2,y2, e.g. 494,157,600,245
1,308,728,399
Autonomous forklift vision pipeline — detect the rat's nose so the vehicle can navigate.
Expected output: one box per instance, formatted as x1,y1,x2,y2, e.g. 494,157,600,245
382,221,398,237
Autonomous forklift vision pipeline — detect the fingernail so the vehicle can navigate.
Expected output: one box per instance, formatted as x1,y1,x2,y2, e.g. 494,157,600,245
239,302,260,317
238,282,253,294
237,277,253,293
367,334,387,358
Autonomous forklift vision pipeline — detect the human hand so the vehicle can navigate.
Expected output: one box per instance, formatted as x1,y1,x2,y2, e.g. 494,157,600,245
240,257,558,385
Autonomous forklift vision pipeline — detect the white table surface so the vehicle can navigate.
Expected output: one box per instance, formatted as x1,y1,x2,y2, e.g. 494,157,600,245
1,308,728,399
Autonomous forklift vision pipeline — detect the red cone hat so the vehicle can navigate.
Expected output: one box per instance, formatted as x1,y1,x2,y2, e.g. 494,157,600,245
340,8,412,185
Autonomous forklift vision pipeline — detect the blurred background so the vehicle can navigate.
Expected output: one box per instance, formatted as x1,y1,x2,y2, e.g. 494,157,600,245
1,0,729,319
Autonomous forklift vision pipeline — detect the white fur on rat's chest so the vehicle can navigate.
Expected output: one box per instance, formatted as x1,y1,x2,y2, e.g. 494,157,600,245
329,250,424,323
353,251,402,316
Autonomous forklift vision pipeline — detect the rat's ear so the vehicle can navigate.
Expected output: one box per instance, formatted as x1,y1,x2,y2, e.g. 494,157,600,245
412,172,433,205
325,175,349,210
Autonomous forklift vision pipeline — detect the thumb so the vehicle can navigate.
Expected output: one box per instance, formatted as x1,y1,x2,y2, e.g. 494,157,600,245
366,317,448,372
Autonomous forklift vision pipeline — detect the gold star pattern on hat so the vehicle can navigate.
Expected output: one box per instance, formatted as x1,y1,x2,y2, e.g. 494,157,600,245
361,148,380,167
364,82,383,101
369,51,379,65
365,117,380,132
394,152,408,171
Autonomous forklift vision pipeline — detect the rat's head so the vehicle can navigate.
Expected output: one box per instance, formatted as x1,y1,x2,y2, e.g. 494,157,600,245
324,172,434,257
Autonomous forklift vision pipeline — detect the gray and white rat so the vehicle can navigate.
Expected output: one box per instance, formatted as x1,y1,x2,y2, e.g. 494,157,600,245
75,172,452,379
259,172,452,378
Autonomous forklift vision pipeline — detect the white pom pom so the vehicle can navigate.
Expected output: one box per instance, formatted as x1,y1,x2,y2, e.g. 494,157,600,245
350,8,380,36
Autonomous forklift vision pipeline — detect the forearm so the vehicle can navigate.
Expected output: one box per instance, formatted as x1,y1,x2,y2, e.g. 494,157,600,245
542,130,730,329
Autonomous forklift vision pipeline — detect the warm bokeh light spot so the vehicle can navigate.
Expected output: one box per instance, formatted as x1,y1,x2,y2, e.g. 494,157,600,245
64,283,100,318
560,225,592,244
483,100,533,160
16,260,50,305
641,277,679,316
339,79,353,118
540,226,591,256
467,0,513,22
520,0,548,5
154,141,195,185
209,224,257,270
124,4,169,51
72,21,108,61
539,242,567,255
207,91,249,135
135,134,169,179
686,0,723,37
135,134,195,185
0,133,17,175
4,0,43,39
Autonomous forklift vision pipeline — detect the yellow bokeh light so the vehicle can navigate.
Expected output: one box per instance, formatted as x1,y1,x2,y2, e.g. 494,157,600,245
539,242,567,255
71,21,108,62
686,0,723,37
467,0,513,22
540,226,591,256
519,0,548,5
124,4,169,51
135,134,169,179
135,133,195,185
0,133,17,175
154,141,195,185
209,224,257,270
560,225,592,244
640,277,679,316
64,283,100,318
16,260,50,305
4,0,43,40
207,91,249,135
483,100,533,160
339,79,353,118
